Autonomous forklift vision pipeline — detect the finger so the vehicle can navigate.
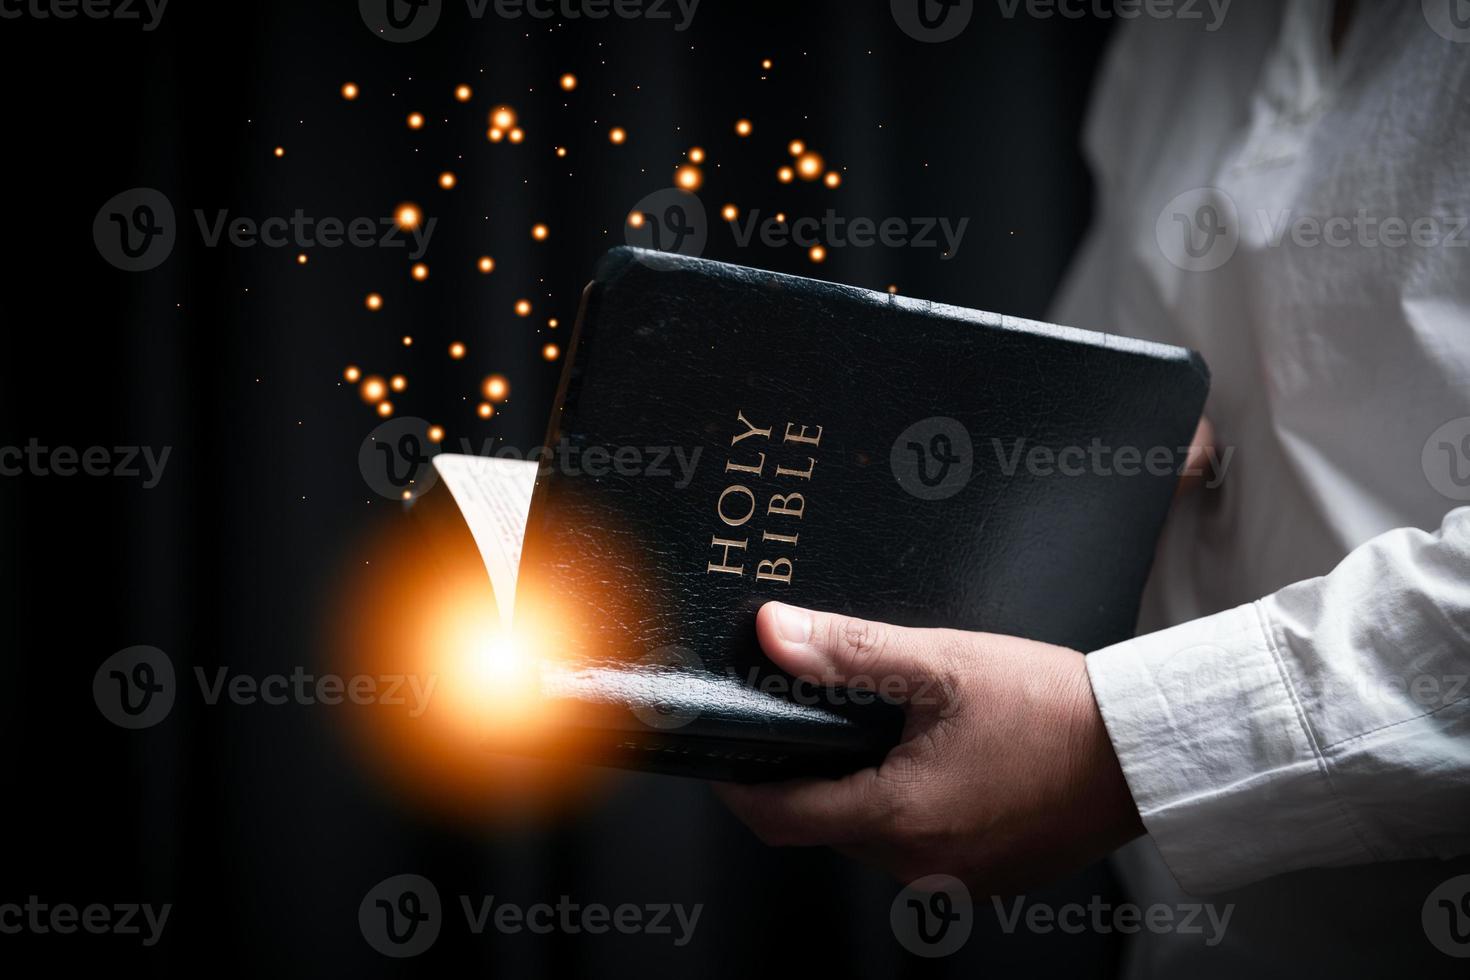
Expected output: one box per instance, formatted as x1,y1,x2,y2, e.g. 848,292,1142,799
1175,415,1217,496
756,602,956,701
714,768,892,847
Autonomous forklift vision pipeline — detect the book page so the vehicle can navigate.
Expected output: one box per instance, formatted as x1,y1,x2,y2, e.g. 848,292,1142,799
432,454,539,627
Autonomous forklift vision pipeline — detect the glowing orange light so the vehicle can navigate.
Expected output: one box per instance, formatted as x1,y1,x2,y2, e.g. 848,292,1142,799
809,245,827,263
531,224,549,241
427,425,445,444
477,256,495,274
542,343,560,361
394,203,423,230
688,146,706,164
887,284,899,295
402,335,414,347
555,146,568,158
477,402,495,419
674,165,702,190
775,212,787,223
273,146,285,158
796,152,824,180
514,299,532,317
454,84,472,102
487,127,504,142
483,375,510,401
627,211,645,228
762,58,773,70
735,119,752,137
390,374,407,393
341,82,359,100
296,252,308,265
721,204,738,221
407,112,425,130
560,73,577,91
508,127,524,144
777,166,794,184
788,140,805,157
824,171,842,188
449,342,466,360
377,400,395,418
608,127,627,144
360,376,388,403
365,293,384,311
344,365,362,383
411,263,429,282
547,317,560,328
439,171,457,189
490,105,517,130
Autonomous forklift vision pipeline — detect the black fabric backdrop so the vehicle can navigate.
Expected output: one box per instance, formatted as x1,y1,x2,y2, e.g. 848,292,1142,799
1,1,1119,975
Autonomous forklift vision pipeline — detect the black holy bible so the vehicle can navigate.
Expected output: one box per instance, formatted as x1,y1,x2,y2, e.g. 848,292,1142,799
434,248,1208,782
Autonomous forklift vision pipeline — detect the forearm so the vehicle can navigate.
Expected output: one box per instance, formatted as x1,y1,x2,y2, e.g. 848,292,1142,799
1088,508,1470,894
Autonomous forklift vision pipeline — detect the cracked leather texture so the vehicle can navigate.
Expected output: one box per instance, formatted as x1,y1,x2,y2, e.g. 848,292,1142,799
516,248,1209,781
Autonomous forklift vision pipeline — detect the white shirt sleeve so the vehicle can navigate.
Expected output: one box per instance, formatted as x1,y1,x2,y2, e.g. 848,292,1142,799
1086,506,1470,896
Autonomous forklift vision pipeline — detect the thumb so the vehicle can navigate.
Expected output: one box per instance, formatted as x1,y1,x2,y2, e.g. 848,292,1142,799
756,602,955,705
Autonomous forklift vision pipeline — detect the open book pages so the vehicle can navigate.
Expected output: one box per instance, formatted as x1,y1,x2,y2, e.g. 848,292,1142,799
431,454,538,628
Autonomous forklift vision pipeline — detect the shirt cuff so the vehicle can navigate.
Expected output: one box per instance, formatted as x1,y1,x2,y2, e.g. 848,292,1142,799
1086,601,1374,895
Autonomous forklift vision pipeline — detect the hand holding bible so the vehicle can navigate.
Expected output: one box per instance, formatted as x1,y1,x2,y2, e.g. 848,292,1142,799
716,601,1146,894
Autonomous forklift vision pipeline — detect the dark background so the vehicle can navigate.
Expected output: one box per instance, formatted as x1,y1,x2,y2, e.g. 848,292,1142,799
1,0,1120,974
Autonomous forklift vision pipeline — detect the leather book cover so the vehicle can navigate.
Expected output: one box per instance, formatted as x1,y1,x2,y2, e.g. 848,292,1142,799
485,248,1209,781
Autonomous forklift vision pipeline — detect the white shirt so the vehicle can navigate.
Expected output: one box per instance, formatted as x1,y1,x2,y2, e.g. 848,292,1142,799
1052,2,1470,974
